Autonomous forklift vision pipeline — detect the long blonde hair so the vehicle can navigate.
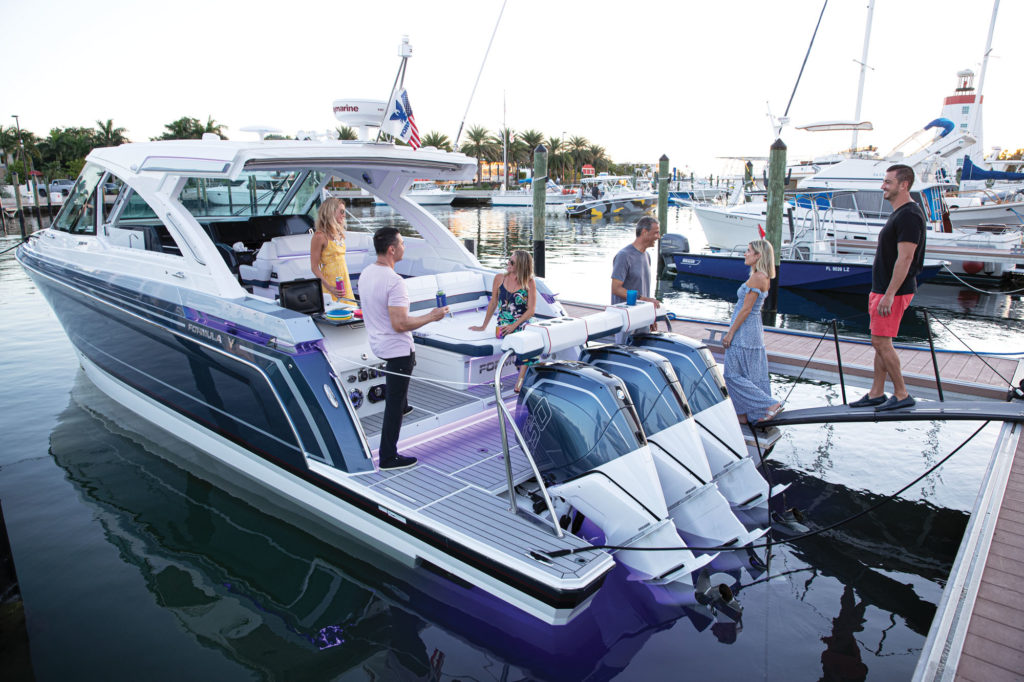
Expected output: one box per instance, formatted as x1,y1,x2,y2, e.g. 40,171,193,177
509,249,534,287
748,239,776,279
315,197,347,241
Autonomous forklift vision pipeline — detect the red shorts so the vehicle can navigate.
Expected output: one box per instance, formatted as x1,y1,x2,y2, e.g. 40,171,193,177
869,292,914,337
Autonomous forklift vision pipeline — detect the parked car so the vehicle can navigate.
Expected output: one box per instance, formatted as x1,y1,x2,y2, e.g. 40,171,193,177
48,179,76,197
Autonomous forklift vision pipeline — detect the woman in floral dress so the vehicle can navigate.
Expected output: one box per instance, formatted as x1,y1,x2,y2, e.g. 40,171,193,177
470,250,537,392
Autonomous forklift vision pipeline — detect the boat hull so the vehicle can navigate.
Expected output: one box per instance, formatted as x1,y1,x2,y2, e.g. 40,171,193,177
565,196,656,218
671,252,944,292
17,246,610,624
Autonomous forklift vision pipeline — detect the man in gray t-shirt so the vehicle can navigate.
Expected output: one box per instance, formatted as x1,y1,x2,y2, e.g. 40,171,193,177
611,216,661,305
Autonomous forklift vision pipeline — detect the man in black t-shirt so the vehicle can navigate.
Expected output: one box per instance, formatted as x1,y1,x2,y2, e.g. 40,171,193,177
849,164,926,412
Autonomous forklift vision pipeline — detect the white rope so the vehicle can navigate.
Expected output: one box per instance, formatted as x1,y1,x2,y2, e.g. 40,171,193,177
940,263,1024,295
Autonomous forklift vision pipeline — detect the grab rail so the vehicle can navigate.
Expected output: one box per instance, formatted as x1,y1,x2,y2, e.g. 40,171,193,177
493,350,564,538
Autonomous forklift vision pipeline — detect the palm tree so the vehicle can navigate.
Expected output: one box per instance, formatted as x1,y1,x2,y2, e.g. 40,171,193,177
568,136,590,182
587,144,609,173
336,125,359,141
203,116,227,139
155,116,203,140
460,125,497,183
419,130,452,151
545,136,565,184
94,119,129,147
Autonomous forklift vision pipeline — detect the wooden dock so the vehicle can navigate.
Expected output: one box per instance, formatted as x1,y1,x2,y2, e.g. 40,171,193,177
954,426,1024,681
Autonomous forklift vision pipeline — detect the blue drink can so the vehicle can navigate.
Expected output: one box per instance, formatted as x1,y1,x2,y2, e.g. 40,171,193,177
435,290,447,308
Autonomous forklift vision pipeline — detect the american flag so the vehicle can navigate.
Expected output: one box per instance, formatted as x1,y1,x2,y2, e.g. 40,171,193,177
385,88,421,150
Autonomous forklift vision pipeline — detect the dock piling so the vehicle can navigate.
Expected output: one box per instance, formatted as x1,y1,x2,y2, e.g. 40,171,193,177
657,154,668,235
764,139,787,319
11,172,27,240
532,144,547,278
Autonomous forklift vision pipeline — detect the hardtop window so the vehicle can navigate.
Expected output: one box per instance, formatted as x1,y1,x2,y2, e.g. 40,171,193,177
53,164,104,235
177,170,302,219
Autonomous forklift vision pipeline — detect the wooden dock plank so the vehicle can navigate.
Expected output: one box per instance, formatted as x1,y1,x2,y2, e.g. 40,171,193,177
956,432,1024,682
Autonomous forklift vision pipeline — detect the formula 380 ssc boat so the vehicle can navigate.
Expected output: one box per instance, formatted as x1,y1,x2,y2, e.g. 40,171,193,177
17,137,780,624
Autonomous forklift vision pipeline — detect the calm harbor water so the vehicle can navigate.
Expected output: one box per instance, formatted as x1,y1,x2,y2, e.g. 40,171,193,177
0,205,1017,680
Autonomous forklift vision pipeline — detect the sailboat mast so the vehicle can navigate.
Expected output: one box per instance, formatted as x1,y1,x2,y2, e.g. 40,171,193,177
850,0,874,151
970,0,999,140
502,92,507,192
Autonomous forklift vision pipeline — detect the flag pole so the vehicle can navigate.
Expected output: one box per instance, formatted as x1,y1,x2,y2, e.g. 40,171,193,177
376,36,412,142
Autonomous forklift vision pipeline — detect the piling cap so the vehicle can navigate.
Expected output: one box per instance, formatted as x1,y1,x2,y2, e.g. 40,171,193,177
534,144,547,153
771,138,787,151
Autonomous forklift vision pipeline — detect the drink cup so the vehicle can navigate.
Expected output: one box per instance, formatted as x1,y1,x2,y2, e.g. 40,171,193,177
626,289,638,305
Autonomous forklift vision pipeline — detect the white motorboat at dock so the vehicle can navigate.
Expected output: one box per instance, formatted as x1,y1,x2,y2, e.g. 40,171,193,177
565,173,657,218
16,136,780,625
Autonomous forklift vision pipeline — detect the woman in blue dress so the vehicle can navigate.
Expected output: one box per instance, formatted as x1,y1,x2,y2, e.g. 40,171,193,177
722,239,783,424
469,250,537,392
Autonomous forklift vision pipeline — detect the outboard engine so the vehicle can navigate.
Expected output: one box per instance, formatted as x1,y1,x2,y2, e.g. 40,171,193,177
659,233,690,273
516,362,715,585
579,345,766,548
631,332,774,511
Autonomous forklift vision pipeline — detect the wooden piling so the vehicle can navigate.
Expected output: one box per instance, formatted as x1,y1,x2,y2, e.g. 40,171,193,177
11,173,27,240
657,154,669,235
764,139,787,318
532,144,547,278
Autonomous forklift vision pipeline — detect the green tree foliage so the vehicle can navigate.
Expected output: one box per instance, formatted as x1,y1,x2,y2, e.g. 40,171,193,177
94,119,130,147
336,125,359,141
37,127,96,179
460,125,499,183
420,131,452,151
154,116,228,140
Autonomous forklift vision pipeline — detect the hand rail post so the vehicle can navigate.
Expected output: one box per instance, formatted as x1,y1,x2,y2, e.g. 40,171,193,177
493,350,564,537
494,350,517,512
831,319,847,404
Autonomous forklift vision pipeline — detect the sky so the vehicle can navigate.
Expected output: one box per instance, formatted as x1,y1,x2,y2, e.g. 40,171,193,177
3,0,1021,175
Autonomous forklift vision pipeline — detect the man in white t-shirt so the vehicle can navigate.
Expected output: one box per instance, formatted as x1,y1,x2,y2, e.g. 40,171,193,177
359,227,448,469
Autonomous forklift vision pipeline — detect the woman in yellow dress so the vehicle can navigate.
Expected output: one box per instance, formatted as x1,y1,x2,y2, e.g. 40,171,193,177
310,197,355,304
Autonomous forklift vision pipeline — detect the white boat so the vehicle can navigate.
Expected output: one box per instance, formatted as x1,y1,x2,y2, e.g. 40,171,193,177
490,180,574,207
565,174,657,218
17,136,778,625
668,179,726,204
373,180,455,206
695,134,1024,276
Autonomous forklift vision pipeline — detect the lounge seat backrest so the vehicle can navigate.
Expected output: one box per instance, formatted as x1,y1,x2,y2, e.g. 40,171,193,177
434,271,489,312
405,274,440,311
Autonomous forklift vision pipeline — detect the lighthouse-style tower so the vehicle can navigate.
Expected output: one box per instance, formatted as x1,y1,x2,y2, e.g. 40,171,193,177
938,69,984,169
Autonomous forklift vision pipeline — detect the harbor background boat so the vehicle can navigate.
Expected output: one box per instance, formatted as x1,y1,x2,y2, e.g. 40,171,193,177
2,201,1019,680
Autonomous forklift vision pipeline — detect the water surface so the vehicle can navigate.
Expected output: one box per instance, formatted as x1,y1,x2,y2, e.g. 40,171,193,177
0,208,1012,680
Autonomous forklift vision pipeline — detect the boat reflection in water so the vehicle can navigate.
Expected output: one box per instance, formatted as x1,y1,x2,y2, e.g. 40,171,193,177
51,375,745,681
